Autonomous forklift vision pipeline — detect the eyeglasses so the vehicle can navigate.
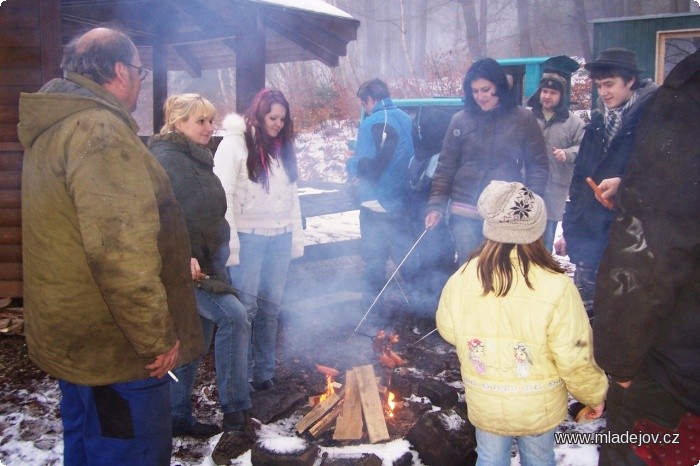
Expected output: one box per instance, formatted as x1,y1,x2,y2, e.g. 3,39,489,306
124,62,150,81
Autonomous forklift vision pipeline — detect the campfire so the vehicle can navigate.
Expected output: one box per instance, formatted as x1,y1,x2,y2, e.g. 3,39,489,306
295,331,407,443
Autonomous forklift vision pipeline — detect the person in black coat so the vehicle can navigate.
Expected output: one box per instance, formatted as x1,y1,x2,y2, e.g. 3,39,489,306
593,49,700,466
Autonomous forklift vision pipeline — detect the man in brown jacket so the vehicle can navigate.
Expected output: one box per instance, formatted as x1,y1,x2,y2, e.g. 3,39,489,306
18,27,203,465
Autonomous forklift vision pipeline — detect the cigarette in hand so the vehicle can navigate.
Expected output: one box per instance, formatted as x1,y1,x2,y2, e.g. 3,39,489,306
168,370,179,382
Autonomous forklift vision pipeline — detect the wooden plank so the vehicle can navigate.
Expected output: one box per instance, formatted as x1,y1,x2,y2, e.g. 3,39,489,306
0,227,21,245
0,263,21,281
0,68,43,86
0,28,41,48
39,0,62,83
0,245,22,263
295,392,341,434
0,190,20,209
0,209,21,227
334,369,364,441
0,105,19,125
0,47,42,67
0,171,21,190
355,365,389,444
0,151,23,171
0,280,22,298
0,86,41,105
308,400,343,438
0,124,19,143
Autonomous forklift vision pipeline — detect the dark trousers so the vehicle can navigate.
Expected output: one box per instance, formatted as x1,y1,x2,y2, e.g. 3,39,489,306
599,373,688,466
60,377,171,466
359,207,417,311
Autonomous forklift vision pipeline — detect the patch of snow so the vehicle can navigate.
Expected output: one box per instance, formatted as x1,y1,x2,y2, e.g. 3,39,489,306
439,411,466,431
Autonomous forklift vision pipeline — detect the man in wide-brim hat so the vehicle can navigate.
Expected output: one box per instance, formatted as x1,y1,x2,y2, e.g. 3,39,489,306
561,47,657,322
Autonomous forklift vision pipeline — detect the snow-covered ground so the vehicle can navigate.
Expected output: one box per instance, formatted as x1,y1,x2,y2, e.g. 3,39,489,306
0,122,606,465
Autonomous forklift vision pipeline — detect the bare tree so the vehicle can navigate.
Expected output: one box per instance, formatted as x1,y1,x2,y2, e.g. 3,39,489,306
516,0,534,56
399,0,417,77
670,0,692,12
458,0,483,59
412,0,429,77
572,0,593,62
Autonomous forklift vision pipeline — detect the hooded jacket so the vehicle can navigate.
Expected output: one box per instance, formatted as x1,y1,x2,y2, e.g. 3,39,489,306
346,98,415,214
593,51,700,415
428,105,549,215
214,113,304,266
149,132,235,294
436,252,607,436
18,72,203,385
528,96,585,221
562,79,657,269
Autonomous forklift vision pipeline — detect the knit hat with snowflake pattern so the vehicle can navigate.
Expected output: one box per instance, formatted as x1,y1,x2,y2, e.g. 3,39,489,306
477,181,546,244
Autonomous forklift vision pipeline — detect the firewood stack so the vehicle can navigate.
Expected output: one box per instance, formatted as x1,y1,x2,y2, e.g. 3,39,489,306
295,364,390,443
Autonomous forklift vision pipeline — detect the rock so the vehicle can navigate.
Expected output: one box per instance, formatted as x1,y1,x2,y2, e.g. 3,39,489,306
404,408,477,466
251,443,320,465
319,452,383,465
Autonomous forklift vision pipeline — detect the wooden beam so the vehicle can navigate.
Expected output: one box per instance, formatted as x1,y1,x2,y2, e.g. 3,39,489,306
261,14,339,67
164,30,237,46
152,39,168,136
169,45,202,78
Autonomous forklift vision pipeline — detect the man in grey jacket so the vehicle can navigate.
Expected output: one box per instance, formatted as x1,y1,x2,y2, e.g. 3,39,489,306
526,56,585,252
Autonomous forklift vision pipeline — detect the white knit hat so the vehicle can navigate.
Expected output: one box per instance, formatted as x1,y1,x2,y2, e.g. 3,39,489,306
477,181,546,244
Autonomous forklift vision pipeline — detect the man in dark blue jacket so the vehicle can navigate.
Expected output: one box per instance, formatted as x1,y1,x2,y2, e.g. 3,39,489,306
347,79,415,321
562,48,657,319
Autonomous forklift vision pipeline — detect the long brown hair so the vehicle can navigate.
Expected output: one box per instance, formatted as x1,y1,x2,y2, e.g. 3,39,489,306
243,89,297,190
467,239,564,297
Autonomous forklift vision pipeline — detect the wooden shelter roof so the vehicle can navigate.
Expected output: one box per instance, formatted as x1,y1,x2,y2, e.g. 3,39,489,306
60,0,360,75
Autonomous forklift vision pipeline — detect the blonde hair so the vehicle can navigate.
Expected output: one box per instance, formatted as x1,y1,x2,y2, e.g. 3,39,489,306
159,93,216,135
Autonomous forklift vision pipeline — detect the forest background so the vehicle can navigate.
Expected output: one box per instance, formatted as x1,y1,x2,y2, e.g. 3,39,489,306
136,0,700,134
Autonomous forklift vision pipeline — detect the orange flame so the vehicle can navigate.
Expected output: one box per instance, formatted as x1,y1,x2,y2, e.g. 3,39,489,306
386,391,396,418
318,374,335,403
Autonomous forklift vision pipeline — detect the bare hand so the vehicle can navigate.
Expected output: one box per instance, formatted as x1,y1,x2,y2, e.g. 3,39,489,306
616,380,632,389
598,177,621,201
587,402,605,420
425,211,443,230
145,339,180,379
554,236,567,256
190,258,206,281
552,147,566,162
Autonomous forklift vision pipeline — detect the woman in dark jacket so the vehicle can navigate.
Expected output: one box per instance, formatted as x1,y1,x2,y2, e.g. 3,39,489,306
150,94,251,437
425,58,549,263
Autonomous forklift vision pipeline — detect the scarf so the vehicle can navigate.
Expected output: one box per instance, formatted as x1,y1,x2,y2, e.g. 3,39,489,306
604,90,638,146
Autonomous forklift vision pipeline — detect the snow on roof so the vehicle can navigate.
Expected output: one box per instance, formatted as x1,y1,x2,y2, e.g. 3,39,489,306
252,0,354,19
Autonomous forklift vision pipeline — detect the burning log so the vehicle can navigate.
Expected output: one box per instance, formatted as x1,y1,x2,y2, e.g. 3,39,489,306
296,391,342,435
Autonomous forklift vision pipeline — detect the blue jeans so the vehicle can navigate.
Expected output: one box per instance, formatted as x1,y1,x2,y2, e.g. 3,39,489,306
228,232,292,384
60,377,171,466
475,427,556,466
170,287,250,423
449,215,484,264
543,220,558,253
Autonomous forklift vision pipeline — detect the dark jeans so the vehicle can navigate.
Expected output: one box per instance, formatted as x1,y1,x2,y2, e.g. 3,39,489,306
359,207,418,311
573,263,597,320
60,377,171,466
599,373,688,466
449,215,484,265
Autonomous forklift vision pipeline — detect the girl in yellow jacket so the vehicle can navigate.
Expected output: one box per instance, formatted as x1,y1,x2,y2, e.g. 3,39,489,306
436,180,607,465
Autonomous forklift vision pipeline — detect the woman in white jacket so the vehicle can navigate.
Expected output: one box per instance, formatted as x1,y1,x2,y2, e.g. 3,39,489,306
214,89,304,392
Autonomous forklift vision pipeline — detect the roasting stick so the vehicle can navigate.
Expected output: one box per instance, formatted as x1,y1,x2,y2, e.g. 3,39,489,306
352,229,428,335
404,328,438,350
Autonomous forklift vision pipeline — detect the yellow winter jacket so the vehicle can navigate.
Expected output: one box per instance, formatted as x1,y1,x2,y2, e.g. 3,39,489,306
436,253,607,436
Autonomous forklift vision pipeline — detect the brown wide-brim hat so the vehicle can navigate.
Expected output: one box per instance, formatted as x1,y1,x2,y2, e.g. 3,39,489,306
584,48,644,73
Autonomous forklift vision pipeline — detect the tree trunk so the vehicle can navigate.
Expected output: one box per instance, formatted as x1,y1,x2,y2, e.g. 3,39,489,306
413,0,428,77
479,0,487,54
364,0,379,77
399,0,416,78
572,0,592,62
670,0,691,12
458,0,483,60
516,0,534,56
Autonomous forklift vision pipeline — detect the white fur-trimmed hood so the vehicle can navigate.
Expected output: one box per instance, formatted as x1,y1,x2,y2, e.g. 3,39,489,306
221,112,246,136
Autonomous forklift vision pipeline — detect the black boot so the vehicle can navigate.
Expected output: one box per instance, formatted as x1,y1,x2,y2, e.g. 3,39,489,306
172,420,221,439
223,410,249,433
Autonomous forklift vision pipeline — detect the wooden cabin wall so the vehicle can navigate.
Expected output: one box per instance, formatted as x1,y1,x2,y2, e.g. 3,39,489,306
0,0,61,298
